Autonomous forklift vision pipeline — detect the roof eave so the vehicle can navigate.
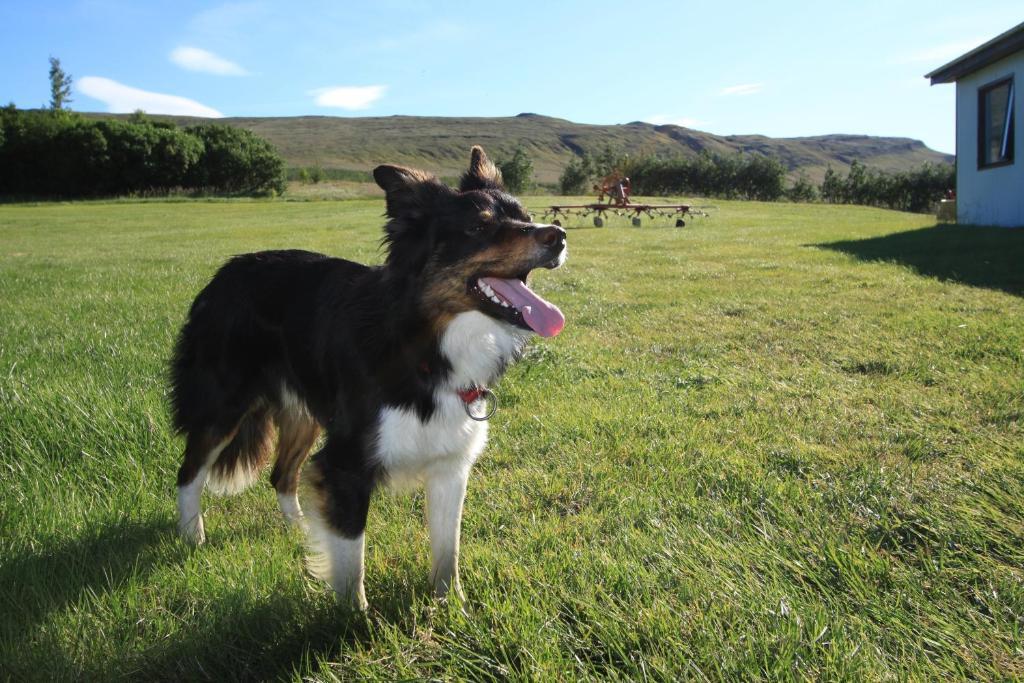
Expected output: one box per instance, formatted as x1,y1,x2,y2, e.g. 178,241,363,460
925,21,1024,85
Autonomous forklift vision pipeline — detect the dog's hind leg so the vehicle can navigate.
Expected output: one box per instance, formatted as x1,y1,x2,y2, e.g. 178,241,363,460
426,465,470,601
270,410,320,525
205,405,275,497
176,427,238,544
301,449,376,610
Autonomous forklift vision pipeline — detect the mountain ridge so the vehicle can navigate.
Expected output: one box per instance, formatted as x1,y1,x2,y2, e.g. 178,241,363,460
83,111,953,184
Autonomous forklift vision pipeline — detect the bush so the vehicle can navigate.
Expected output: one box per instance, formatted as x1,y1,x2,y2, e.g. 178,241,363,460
821,167,843,203
559,154,593,195
92,119,204,193
0,107,286,198
593,145,622,179
612,151,787,201
818,160,954,213
496,145,533,194
786,174,819,202
554,146,950,213
185,124,286,195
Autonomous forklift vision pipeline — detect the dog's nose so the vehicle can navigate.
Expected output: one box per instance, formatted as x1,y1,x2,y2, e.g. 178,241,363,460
535,225,566,249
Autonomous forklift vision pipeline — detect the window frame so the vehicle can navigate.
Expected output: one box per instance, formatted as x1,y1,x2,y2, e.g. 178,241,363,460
977,75,1015,170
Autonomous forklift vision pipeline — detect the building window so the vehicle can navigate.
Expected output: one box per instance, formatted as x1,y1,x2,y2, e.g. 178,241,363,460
978,77,1014,168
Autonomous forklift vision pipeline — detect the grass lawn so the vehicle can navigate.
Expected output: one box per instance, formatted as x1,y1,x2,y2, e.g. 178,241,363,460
1,197,1022,681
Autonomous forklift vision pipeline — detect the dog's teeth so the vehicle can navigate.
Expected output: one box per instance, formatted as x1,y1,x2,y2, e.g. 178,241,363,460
500,301,510,308
490,295,501,304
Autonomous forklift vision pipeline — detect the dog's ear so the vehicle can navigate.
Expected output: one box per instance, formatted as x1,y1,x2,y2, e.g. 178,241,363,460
374,164,453,269
459,145,504,192
373,164,450,219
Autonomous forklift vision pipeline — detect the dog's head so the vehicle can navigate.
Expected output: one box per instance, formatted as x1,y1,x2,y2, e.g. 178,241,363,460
373,146,567,337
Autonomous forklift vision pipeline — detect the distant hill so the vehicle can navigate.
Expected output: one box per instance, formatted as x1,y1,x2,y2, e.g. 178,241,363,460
84,112,953,185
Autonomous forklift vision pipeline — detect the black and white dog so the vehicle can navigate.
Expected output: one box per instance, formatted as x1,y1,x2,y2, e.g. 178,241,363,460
170,147,567,609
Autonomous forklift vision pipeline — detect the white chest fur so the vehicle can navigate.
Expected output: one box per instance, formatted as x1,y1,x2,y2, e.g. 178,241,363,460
373,311,528,486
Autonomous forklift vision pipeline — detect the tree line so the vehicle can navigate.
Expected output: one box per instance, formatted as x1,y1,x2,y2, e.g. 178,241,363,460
559,148,954,214
817,160,954,213
0,106,286,198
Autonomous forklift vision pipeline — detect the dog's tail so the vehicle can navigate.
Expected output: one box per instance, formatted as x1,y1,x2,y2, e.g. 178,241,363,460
207,405,275,496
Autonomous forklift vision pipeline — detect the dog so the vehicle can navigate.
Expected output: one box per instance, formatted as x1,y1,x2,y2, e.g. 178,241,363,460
170,146,567,609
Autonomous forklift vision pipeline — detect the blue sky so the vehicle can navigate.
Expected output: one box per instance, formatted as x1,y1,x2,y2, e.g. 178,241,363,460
1,1,1021,154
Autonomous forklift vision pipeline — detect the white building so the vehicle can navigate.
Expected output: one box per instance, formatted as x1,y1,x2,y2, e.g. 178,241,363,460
927,22,1022,228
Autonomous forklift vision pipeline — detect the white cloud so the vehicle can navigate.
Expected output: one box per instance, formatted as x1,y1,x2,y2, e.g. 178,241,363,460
77,77,224,117
309,85,386,111
170,46,248,75
644,114,704,128
719,83,764,96
894,38,985,65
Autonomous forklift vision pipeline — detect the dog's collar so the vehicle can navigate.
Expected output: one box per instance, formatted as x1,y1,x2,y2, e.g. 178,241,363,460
457,386,485,404
459,386,498,421
419,360,498,420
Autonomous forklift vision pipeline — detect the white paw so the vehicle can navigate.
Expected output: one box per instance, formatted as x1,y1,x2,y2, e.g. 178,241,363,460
277,492,304,525
331,580,368,611
178,513,206,545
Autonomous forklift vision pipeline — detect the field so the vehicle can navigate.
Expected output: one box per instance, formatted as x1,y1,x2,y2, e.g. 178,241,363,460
1,198,1022,680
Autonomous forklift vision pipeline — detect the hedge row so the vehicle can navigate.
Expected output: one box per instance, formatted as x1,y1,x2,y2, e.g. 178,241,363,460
559,150,786,202
820,160,954,213
0,107,286,198
560,149,955,213
624,153,788,201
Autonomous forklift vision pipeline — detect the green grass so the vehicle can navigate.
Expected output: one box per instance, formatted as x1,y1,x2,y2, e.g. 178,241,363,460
1,198,1022,681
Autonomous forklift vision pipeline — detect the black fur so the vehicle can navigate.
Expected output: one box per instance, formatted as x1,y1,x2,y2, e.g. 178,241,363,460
170,147,566,542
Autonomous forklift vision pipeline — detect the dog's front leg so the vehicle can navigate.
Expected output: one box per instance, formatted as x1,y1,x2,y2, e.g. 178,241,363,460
302,450,375,611
426,466,469,601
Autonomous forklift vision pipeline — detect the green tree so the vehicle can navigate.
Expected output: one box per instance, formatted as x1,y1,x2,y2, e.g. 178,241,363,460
820,167,842,203
845,159,868,204
186,124,286,195
559,153,593,195
496,145,533,194
786,173,819,202
48,57,73,111
0,108,286,198
594,145,622,178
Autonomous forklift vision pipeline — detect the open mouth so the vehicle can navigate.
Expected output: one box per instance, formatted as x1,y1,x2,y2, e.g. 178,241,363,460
468,272,565,337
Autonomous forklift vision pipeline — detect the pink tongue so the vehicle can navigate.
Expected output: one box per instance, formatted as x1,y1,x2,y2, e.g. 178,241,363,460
480,277,565,337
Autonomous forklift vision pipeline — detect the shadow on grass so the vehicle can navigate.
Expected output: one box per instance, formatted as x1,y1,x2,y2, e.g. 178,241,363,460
0,517,180,635
84,574,427,681
815,223,1024,296
97,590,375,681
0,517,182,679
0,515,427,680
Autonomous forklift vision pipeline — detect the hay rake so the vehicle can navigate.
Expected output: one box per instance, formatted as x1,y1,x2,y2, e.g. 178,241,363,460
541,172,711,228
